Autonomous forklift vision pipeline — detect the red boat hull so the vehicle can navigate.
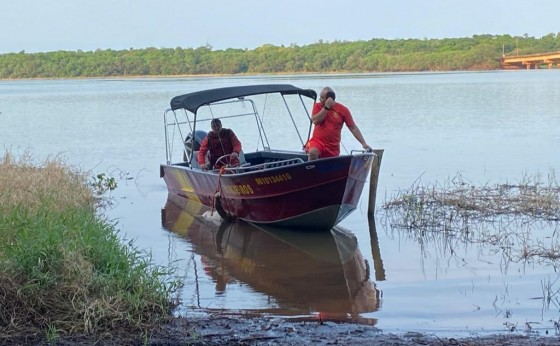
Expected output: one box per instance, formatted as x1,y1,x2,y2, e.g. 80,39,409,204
161,153,375,230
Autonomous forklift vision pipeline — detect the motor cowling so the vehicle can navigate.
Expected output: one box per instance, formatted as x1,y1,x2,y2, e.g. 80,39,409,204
184,130,207,162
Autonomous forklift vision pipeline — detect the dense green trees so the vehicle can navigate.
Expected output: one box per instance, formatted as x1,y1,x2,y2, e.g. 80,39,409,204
2,34,560,79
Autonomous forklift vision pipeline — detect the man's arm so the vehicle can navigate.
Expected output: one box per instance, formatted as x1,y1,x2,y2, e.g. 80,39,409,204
312,98,335,125
230,131,242,154
348,125,372,151
312,107,329,125
197,137,210,167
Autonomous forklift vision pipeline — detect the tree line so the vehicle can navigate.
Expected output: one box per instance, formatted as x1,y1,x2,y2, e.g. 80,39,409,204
1,34,560,79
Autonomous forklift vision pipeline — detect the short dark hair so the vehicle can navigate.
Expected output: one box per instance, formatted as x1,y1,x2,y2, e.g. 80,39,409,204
211,118,221,127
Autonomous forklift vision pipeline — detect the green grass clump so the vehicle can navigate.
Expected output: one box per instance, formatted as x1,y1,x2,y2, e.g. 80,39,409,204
0,151,178,340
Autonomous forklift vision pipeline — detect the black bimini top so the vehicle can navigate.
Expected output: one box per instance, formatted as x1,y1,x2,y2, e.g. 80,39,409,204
170,84,317,113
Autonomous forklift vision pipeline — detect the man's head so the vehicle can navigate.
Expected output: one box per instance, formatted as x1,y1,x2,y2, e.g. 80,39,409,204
210,118,222,133
319,87,336,105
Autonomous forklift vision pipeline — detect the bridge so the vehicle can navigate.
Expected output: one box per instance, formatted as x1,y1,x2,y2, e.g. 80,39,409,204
501,51,560,69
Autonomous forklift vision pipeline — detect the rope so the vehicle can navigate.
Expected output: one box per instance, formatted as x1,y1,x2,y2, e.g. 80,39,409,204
210,168,225,216
211,167,234,220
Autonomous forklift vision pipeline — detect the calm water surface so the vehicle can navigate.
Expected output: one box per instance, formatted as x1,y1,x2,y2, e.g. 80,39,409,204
2,71,560,336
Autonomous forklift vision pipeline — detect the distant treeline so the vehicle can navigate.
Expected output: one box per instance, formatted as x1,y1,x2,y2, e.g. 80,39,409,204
2,34,560,79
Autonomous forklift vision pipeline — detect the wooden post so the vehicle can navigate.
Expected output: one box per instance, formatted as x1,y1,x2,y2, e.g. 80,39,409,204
367,149,384,216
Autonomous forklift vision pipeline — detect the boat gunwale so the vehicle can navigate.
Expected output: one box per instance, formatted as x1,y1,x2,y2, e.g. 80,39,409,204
166,151,376,176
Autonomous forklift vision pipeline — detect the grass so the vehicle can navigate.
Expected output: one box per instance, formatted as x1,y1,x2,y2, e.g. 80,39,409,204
0,151,179,342
380,171,560,263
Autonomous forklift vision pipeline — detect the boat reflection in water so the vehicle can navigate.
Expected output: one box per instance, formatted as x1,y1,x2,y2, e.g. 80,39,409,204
161,195,381,323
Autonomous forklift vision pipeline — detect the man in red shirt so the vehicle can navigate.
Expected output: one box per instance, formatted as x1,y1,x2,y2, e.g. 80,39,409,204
197,118,242,169
306,87,371,160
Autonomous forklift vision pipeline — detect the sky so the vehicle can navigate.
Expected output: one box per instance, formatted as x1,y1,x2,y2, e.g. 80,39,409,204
1,0,559,54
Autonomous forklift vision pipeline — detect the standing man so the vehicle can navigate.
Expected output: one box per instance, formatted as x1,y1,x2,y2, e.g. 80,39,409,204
306,87,371,160
197,118,242,169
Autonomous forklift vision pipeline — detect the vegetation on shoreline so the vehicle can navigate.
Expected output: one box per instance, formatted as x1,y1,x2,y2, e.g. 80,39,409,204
380,171,560,265
2,34,560,79
0,151,178,343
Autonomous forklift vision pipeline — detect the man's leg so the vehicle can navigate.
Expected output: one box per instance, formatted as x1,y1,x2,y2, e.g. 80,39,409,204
306,139,322,161
308,147,319,161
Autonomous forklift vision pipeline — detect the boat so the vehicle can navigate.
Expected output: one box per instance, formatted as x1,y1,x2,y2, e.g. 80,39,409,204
160,84,383,230
161,195,381,319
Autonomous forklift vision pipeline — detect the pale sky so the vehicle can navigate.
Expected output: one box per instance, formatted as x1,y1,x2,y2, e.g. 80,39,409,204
1,0,558,54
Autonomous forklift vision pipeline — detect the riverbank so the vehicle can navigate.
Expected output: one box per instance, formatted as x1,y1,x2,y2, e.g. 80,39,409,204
167,315,560,345
0,152,177,344
6,315,558,345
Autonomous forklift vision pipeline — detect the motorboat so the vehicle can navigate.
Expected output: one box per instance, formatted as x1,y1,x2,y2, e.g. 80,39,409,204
160,84,383,230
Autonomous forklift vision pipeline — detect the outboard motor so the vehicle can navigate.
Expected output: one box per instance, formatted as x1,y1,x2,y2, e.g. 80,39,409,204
184,130,207,162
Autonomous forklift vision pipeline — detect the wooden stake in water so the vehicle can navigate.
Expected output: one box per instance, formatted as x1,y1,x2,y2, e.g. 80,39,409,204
367,149,385,281
368,149,384,215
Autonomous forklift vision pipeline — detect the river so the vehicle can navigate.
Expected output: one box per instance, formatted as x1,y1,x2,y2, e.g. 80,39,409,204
1,70,560,336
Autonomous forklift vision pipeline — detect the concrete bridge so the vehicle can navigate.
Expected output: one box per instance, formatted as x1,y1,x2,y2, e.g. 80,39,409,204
501,51,560,69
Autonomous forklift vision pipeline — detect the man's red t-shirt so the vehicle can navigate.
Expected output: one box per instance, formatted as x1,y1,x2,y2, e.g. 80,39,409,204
307,102,356,157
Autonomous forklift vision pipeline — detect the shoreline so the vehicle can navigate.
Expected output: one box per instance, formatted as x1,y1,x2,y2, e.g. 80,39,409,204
0,69,507,82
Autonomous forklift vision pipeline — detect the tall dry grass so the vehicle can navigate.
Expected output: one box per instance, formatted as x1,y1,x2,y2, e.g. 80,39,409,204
380,171,560,264
0,151,93,213
0,151,178,343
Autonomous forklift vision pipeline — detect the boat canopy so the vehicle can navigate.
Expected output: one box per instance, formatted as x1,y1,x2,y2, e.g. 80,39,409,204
170,84,317,113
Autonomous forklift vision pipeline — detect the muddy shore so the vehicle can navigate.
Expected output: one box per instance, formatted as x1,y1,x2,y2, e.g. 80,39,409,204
169,316,560,345
10,315,558,345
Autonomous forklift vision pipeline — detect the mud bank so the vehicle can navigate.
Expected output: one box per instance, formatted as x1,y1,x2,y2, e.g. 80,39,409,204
5,315,559,345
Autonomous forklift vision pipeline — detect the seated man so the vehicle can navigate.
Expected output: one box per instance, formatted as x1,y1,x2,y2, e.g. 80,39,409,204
197,118,242,170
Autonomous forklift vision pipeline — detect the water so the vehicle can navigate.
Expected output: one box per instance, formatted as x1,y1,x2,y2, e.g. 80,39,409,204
2,71,560,336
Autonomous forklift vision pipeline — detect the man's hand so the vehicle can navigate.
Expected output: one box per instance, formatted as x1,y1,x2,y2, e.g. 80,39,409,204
324,97,335,109
201,163,210,170
230,152,239,159
363,144,372,152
